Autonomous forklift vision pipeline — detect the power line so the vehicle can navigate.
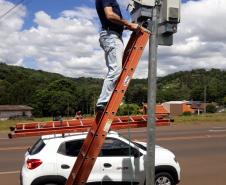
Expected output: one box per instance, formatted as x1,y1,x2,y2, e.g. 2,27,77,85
0,0,26,21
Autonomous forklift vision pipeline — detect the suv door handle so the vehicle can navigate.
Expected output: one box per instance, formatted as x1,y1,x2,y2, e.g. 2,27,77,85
104,163,112,168
61,164,70,169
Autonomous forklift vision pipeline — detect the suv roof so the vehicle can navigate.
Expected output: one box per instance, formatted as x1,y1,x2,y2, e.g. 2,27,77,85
41,131,120,140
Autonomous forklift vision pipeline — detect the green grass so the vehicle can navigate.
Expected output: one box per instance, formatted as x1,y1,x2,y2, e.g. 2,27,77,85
0,117,53,132
174,112,226,124
0,116,92,132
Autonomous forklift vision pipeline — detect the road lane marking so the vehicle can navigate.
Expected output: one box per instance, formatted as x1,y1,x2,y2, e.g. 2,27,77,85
0,138,7,140
0,146,28,151
209,129,226,132
119,130,144,133
157,134,226,141
0,170,20,175
212,127,226,129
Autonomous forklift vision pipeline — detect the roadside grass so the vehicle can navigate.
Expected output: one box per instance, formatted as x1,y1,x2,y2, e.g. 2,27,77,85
174,112,226,124
0,117,53,132
0,116,90,132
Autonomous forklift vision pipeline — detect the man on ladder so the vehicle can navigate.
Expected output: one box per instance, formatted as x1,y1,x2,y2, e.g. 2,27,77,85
95,0,142,111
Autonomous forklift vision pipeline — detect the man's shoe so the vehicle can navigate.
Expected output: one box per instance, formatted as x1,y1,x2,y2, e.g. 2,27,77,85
95,102,107,112
95,105,105,112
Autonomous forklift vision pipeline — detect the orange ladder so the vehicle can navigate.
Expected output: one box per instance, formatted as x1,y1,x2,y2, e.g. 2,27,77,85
65,29,150,185
8,115,170,138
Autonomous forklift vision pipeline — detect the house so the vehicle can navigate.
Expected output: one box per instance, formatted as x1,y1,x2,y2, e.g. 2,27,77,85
142,104,170,119
0,105,33,120
162,101,207,116
162,101,193,116
188,101,207,114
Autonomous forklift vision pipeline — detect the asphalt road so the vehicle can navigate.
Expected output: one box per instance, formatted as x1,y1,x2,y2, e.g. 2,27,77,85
0,122,226,185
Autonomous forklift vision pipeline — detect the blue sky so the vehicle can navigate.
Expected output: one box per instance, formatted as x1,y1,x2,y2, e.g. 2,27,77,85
7,0,190,29
13,0,95,29
1,0,226,78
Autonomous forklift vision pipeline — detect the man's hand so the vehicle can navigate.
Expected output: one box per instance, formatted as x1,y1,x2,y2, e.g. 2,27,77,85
127,23,139,32
127,23,150,34
104,7,149,33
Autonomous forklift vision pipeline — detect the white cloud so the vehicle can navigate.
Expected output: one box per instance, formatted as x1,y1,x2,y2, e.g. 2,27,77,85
61,7,97,20
0,0,226,78
0,2,105,77
135,0,226,77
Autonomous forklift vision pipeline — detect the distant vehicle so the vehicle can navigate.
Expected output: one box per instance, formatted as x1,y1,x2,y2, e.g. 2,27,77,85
21,132,181,185
218,108,225,113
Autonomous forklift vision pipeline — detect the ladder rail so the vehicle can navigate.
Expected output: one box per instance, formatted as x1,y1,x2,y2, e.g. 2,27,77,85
66,29,150,185
8,115,171,138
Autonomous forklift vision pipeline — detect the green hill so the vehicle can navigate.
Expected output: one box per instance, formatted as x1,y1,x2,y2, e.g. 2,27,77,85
0,63,226,116
157,69,226,103
0,63,102,116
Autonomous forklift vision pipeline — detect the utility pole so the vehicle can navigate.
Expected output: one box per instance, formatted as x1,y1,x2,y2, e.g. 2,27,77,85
204,85,207,114
146,5,159,185
93,95,96,115
128,1,180,185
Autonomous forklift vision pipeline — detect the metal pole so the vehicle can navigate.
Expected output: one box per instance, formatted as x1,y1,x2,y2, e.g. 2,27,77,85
146,5,159,185
204,85,207,114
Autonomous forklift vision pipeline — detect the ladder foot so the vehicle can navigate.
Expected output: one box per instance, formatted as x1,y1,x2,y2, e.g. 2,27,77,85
8,133,13,139
95,111,104,123
10,127,15,131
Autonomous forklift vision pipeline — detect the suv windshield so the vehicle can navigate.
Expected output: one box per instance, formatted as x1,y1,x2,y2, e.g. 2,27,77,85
117,133,147,151
132,141,147,151
29,138,46,155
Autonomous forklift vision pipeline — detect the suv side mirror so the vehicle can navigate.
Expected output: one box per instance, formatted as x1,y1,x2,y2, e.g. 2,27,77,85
133,149,142,158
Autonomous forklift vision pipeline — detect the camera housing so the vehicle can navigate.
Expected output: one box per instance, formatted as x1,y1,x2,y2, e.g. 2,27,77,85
128,0,181,46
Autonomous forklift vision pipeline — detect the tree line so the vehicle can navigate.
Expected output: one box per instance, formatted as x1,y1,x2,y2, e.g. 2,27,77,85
0,63,226,117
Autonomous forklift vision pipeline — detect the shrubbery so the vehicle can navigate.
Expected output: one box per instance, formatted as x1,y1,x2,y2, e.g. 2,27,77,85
117,103,140,116
182,111,192,116
206,104,217,113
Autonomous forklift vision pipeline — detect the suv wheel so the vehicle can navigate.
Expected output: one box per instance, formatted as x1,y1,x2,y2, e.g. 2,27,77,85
155,172,175,185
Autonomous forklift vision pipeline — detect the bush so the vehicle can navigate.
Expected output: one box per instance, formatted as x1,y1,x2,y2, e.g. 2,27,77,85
117,103,140,116
224,97,226,107
182,111,192,116
206,104,217,113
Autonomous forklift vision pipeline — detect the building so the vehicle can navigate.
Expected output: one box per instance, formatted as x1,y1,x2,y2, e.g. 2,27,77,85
0,105,33,120
188,101,207,114
142,104,170,119
162,101,207,116
162,101,192,116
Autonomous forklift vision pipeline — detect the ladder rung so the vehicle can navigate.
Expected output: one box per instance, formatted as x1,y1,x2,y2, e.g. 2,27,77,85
8,115,171,138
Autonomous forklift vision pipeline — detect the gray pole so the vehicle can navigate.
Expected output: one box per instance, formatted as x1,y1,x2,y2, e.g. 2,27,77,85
204,85,207,114
146,4,159,185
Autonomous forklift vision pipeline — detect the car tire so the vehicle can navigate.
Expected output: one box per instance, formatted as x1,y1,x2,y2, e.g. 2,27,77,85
155,172,175,185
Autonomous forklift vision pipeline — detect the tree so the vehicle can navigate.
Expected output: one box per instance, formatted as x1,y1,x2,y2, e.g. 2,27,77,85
0,80,11,104
117,104,140,116
206,104,217,113
125,84,147,105
224,97,226,107
1,63,226,117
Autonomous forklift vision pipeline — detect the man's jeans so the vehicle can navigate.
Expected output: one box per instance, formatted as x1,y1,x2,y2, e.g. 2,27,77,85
96,31,124,107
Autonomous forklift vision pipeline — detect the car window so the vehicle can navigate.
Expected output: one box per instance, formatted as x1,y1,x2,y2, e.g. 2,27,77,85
58,139,83,157
100,138,139,157
29,138,46,155
132,141,147,151
57,137,140,157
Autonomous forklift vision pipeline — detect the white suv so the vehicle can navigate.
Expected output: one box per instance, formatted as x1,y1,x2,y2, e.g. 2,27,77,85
21,131,181,185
